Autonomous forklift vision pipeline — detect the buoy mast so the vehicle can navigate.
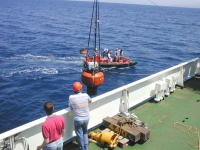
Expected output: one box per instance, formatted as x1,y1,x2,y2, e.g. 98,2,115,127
81,0,104,96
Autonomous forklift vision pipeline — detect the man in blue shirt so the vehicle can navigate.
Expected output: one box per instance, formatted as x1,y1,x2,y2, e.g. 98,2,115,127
68,82,92,150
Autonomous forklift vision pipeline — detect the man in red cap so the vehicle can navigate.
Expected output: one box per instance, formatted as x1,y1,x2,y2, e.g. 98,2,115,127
68,82,92,150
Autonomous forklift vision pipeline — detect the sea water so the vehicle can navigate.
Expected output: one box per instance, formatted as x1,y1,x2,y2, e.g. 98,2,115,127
0,0,200,133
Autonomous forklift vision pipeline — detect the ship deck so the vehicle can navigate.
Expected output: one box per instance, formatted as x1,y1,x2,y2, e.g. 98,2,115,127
63,75,200,150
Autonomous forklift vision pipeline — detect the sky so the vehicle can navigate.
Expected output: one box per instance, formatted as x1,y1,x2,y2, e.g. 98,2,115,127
77,0,200,8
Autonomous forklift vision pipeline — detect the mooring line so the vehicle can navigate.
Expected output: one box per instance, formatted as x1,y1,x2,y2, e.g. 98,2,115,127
148,0,200,33
107,71,151,76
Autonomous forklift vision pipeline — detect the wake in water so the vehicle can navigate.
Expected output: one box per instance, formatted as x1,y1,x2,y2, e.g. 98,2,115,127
1,54,84,62
1,54,85,77
1,67,58,77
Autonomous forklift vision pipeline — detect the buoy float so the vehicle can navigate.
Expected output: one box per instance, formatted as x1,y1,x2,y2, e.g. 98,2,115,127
82,62,104,95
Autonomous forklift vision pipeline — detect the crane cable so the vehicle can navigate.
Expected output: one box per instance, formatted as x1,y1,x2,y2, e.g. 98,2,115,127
174,122,200,149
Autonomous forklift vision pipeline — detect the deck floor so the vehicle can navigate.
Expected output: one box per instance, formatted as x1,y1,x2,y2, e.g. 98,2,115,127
63,76,200,150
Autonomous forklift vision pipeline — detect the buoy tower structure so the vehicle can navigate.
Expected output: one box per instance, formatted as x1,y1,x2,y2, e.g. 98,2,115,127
81,0,104,95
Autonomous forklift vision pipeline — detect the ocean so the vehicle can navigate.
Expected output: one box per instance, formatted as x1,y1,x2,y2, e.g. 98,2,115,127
0,0,200,133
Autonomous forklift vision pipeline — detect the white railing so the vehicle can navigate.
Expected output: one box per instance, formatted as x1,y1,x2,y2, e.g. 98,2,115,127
0,57,199,150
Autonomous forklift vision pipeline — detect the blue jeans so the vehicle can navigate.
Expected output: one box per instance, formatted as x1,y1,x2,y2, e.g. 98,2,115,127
74,120,89,150
43,138,63,150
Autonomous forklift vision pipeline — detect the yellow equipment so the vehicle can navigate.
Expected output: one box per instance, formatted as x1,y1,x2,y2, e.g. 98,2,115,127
89,131,119,148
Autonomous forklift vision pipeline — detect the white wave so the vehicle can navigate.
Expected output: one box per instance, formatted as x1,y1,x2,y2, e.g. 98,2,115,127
21,54,50,60
18,54,85,61
1,67,58,77
41,68,58,74
61,66,83,73
3,54,85,62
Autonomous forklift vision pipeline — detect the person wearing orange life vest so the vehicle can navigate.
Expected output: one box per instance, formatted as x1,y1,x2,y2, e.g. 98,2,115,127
68,82,92,150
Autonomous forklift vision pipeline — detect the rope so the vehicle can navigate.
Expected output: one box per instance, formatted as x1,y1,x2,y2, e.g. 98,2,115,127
148,0,200,33
173,122,200,149
107,71,151,76
88,139,102,150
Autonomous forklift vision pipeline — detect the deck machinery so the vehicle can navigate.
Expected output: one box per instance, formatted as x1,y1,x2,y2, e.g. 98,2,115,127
89,89,150,148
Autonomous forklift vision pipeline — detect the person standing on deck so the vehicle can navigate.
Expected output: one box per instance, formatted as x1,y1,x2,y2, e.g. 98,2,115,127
68,82,92,150
37,101,65,150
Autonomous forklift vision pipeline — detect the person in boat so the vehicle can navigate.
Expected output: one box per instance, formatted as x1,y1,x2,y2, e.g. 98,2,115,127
68,82,92,150
108,51,112,62
114,48,119,62
119,49,123,57
80,47,87,54
94,47,99,56
115,48,119,56
37,101,65,150
103,48,108,58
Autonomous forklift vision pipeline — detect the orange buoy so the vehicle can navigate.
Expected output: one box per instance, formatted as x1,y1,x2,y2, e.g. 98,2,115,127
82,71,104,95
